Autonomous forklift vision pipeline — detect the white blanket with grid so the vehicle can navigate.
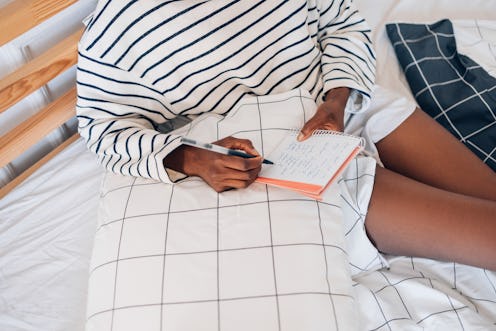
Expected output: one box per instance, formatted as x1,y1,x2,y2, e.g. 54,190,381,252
85,89,379,331
85,88,496,331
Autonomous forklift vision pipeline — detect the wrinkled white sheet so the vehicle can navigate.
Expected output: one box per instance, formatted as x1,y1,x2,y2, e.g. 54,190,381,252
0,139,103,331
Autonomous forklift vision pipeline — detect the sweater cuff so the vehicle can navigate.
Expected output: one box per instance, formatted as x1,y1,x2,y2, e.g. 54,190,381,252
345,89,371,114
153,136,186,184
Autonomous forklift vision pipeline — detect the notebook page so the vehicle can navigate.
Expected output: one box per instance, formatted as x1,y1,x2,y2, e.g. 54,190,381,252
259,131,362,187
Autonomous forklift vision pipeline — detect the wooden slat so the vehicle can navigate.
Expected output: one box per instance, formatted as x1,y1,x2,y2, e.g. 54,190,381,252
0,1,87,198
0,87,77,169
0,133,80,199
0,27,83,114
0,0,78,46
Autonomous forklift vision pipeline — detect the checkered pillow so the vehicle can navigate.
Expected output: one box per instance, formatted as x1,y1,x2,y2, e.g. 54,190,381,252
386,19,496,171
85,90,381,331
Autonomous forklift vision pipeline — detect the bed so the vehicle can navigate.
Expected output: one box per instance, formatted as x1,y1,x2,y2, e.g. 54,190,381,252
0,0,495,330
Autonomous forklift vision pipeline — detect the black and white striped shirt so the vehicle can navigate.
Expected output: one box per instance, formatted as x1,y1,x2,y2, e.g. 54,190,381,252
76,0,376,183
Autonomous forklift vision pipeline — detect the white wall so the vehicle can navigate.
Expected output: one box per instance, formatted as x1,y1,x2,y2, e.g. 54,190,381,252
0,0,97,187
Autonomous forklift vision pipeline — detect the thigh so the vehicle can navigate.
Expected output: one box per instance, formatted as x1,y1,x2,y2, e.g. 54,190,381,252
365,166,496,271
376,108,496,201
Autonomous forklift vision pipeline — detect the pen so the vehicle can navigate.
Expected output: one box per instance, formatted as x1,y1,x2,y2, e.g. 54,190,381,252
180,137,274,165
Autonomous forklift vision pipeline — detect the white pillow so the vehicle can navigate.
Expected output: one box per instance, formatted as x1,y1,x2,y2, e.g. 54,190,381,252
86,89,378,331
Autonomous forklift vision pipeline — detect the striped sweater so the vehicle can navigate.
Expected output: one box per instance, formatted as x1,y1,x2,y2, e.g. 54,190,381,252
76,0,376,183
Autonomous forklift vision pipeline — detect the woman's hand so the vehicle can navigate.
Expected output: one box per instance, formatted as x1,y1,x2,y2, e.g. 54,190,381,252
297,87,350,141
164,136,263,192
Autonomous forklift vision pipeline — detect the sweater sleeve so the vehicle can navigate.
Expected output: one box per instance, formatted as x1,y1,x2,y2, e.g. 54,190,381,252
315,0,376,113
76,49,184,184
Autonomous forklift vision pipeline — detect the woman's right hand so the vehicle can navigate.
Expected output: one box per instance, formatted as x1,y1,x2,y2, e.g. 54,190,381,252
164,136,263,192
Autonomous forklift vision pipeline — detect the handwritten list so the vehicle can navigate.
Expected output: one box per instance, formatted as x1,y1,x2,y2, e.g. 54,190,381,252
259,131,363,186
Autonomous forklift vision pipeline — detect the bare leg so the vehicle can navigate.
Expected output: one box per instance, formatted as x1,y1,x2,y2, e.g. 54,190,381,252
365,108,496,270
376,108,496,201
366,167,496,270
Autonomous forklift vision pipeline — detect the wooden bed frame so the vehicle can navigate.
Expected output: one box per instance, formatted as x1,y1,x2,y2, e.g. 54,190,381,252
0,0,81,198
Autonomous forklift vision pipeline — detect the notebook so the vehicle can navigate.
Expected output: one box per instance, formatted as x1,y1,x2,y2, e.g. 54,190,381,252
256,129,364,200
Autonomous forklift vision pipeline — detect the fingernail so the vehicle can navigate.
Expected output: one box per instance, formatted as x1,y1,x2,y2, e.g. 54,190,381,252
297,132,304,141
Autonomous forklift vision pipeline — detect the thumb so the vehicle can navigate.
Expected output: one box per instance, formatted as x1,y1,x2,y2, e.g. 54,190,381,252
297,117,319,142
220,137,260,156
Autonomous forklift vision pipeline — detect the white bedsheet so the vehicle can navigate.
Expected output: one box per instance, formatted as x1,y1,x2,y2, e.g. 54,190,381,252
1,0,495,330
0,139,103,331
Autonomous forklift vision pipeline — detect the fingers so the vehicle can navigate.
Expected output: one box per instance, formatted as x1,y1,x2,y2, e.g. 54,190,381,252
215,136,260,157
214,136,262,170
220,153,262,171
297,102,345,141
298,112,338,141
298,116,321,141
193,136,264,192
208,163,262,193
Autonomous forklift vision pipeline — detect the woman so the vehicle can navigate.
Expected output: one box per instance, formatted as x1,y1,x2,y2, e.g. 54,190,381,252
77,0,496,270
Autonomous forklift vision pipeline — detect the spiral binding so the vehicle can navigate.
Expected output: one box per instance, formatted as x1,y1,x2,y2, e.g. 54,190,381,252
288,129,365,147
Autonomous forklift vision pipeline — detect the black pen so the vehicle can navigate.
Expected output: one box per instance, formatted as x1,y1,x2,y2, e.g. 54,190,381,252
180,137,274,165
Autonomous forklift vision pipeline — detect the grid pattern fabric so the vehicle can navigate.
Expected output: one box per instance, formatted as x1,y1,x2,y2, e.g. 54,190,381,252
354,257,496,330
386,19,496,171
85,90,378,331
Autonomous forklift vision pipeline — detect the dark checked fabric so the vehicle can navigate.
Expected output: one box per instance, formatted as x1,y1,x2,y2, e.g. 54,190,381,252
386,19,496,171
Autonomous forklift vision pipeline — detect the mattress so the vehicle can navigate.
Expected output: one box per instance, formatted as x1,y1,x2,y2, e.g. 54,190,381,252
1,0,495,330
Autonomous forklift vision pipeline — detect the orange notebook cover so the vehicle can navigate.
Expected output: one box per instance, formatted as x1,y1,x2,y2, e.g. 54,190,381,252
256,130,364,200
